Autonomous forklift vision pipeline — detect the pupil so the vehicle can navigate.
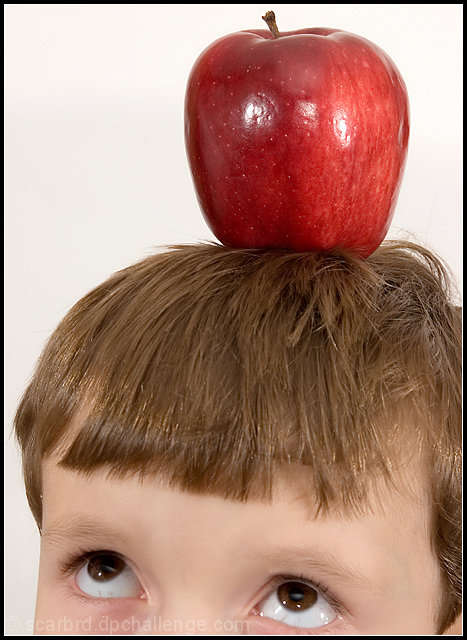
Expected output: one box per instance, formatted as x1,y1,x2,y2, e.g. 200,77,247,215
289,586,305,601
88,554,124,582
278,581,318,611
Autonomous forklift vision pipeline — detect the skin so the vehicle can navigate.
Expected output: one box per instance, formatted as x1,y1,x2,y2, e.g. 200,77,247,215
35,457,448,636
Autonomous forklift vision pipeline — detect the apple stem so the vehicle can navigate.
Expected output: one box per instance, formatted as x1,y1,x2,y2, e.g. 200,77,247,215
262,11,281,38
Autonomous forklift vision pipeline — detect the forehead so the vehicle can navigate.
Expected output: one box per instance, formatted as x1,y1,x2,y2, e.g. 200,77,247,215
41,454,430,539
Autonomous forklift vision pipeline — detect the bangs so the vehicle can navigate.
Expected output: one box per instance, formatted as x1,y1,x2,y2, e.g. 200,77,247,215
16,241,460,516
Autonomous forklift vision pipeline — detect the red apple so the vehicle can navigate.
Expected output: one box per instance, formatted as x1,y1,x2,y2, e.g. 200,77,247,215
184,12,409,257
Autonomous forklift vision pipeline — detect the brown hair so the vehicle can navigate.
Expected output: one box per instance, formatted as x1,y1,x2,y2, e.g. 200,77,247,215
14,240,461,632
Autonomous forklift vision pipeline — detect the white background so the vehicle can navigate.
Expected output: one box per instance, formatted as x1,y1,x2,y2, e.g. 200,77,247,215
4,4,463,634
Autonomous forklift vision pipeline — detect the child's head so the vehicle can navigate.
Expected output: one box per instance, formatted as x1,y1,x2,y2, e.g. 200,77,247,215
14,241,461,635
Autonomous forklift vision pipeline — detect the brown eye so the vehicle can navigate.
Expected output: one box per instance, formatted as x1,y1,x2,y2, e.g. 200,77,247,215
76,552,142,598
87,554,126,582
257,577,337,628
277,581,318,611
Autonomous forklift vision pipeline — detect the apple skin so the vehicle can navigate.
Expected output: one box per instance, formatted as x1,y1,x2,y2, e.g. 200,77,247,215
184,25,409,257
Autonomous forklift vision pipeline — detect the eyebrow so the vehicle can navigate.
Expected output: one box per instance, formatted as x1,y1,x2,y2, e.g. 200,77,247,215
255,545,379,592
42,514,130,549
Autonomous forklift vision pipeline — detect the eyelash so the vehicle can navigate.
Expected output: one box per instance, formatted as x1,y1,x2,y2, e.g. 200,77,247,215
58,547,122,578
59,549,348,619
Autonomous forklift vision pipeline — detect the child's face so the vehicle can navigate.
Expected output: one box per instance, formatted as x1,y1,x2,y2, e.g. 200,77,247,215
35,455,440,635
